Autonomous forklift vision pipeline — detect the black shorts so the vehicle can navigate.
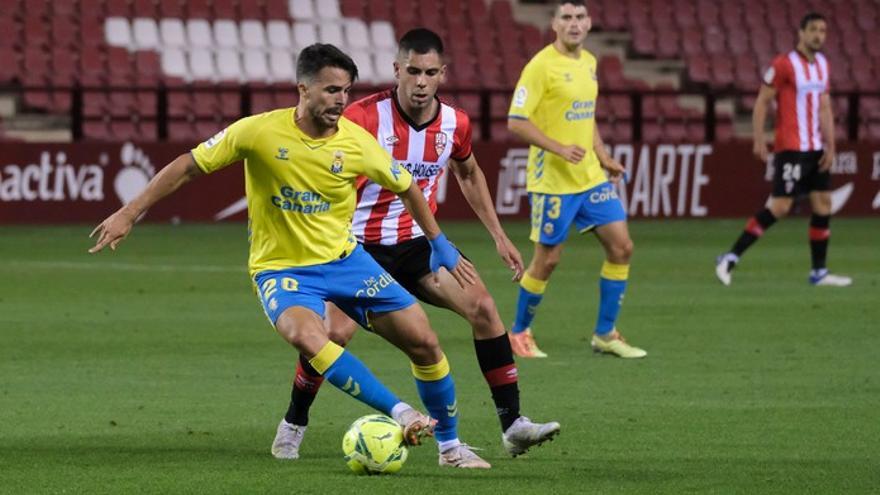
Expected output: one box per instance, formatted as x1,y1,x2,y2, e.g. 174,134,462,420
771,150,831,197
362,237,463,307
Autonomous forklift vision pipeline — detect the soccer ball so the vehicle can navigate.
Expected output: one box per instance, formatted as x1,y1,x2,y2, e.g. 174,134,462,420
342,414,409,475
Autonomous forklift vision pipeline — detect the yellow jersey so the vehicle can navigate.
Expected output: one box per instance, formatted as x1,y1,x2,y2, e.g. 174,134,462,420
508,44,605,195
191,108,413,275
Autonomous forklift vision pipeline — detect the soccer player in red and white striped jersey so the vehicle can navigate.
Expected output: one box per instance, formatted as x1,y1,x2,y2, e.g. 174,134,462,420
716,12,851,287
273,29,560,466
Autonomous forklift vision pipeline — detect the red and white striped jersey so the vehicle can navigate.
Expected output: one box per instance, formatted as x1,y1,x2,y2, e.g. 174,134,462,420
763,50,830,152
346,89,473,245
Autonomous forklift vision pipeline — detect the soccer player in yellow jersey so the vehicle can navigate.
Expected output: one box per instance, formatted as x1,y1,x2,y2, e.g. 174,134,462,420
88,44,491,468
506,0,646,359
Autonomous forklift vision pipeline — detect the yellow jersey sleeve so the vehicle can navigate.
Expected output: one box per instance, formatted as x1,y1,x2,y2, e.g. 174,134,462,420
508,57,546,120
358,133,413,193
191,115,259,173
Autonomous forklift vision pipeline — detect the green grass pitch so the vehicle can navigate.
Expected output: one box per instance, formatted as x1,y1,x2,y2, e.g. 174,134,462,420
1,219,878,494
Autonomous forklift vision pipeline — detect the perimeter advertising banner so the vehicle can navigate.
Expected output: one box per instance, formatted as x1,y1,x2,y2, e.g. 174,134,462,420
1,141,878,224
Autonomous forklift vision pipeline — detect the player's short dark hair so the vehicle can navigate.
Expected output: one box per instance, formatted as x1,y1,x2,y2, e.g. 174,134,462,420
296,43,358,84
557,0,587,10
799,12,826,30
397,28,444,57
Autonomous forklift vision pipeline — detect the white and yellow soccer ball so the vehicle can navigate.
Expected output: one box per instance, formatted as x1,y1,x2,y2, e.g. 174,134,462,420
342,414,408,475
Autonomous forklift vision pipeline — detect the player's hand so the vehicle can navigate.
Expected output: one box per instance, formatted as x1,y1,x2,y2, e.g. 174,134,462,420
752,139,769,162
557,144,586,164
88,208,136,253
819,148,835,172
602,158,626,184
495,236,524,282
428,233,476,288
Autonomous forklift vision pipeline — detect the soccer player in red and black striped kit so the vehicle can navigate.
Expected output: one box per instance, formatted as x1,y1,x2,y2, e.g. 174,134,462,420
271,29,560,467
716,13,851,287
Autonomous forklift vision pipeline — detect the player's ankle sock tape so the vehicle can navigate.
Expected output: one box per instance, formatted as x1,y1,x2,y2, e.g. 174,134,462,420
596,264,629,335
474,336,520,431
413,356,458,443
311,342,401,415
512,273,547,334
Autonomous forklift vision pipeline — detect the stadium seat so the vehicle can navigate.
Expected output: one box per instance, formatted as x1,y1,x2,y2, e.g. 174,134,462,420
343,18,370,50
168,121,201,142
136,91,158,117
105,17,132,49
350,50,375,84
292,22,318,48
289,0,316,20
373,51,395,83
192,92,220,118
110,120,139,141
167,91,192,118
214,20,240,49
187,0,213,19
216,49,244,83
339,0,365,19
242,49,271,83
132,18,161,51
189,48,216,82
187,19,214,49
266,20,293,48
316,0,342,19
214,0,237,19
161,48,189,81
269,49,296,81
160,19,187,48
318,20,345,48
266,0,290,20
135,51,162,86
106,1,132,18
370,21,396,51
159,0,185,18
84,120,111,140
133,0,157,18
241,20,267,49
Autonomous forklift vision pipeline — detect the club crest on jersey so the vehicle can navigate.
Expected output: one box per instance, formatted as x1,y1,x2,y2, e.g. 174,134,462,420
543,222,554,235
434,132,448,156
390,161,402,181
330,150,344,173
275,147,289,161
564,72,573,82
385,135,399,146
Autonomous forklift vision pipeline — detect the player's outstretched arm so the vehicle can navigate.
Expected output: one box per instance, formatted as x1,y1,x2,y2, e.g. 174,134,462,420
507,117,585,164
397,181,476,288
89,153,203,253
449,154,524,281
752,85,776,162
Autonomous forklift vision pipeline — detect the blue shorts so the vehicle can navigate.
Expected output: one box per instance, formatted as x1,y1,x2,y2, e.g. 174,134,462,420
253,245,416,329
529,182,627,245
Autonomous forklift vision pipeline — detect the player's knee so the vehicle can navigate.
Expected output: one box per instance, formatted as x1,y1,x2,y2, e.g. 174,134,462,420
615,239,634,263
406,330,442,363
466,291,502,337
327,319,357,346
539,255,561,274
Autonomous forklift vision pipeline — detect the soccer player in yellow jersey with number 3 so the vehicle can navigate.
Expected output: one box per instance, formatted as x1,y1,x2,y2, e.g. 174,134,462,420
507,0,646,359
89,44,491,468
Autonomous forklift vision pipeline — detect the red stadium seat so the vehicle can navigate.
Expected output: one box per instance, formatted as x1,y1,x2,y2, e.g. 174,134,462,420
83,120,111,141
186,0,213,19
167,91,192,118
168,121,200,142
213,0,238,19
24,91,51,111
265,0,289,19
83,91,109,118
137,91,158,118
109,92,136,118
159,0,185,18
132,0,157,17
110,120,139,141
139,121,158,141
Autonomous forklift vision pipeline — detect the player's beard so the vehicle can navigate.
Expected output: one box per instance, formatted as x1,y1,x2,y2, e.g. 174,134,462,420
313,105,343,131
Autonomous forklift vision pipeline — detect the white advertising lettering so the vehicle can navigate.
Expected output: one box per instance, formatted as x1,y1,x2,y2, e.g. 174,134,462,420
611,144,711,217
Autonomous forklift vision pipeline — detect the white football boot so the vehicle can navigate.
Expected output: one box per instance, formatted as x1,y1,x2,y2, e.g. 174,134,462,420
439,444,491,469
501,416,561,457
271,419,306,459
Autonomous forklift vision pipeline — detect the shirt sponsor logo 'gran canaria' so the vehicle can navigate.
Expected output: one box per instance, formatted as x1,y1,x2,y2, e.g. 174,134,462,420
270,185,330,213
565,100,595,121
355,272,398,298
